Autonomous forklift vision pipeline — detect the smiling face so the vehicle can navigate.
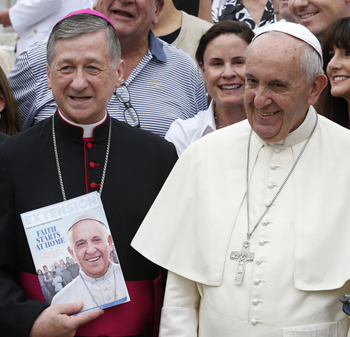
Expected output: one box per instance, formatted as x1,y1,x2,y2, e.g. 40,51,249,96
200,34,247,111
67,219,113,278
245,33,326,143
327,47,350,103
95,0,163,40
289,0,349,38
47,29,124,124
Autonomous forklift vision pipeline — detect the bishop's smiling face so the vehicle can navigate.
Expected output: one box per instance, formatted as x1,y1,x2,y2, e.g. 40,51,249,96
289,0,348,38
47,29,123,124
67,219,113,278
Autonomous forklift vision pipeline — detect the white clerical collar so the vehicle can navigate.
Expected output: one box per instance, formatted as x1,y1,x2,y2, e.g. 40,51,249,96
79,262,114,283
257,106,316,147
58,109,107,138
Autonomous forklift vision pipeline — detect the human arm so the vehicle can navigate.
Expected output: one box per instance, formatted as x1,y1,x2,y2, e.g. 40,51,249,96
9,0,62,33
29,302,103,337
7,41,56,130
0,6,12,27
198,0,214,23
159,271,200,337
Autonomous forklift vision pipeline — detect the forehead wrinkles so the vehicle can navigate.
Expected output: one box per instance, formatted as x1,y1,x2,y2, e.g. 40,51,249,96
247,34,303,75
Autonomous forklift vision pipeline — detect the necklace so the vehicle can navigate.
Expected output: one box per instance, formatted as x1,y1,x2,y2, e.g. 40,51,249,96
230,113,318,285
214,110,222,129
52,115,112,201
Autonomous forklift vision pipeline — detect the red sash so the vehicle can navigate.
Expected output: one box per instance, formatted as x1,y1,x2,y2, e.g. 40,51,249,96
18,271,162,337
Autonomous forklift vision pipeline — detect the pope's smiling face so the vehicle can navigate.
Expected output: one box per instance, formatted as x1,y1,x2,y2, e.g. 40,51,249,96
244,33,326,143
68,219,112,278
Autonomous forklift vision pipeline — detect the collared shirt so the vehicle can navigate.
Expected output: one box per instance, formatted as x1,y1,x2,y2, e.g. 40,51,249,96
165,100,216,156
8,31,207,138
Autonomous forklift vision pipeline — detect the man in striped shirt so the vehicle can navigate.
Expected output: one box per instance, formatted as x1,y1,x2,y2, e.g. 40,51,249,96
8,0,207,138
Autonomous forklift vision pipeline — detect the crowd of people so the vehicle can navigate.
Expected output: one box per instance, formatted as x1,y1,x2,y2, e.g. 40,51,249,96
1,0,350,336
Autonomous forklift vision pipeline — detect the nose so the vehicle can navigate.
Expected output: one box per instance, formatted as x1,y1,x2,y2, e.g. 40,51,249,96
327,54,342,72
70,67,89,92
290,0,308,11
253,87,273,109
222,64,236,78
85,243,97,255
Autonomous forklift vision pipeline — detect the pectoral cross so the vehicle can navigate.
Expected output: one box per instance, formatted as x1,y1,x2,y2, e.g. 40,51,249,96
230,240,254,285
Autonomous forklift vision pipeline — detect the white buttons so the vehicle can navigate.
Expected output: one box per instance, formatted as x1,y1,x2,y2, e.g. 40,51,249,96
256,259,262,265
271,164,277,170
268,183,274,189
262,220,269,226
103,287,107,291
259,240,265,246
106,296,111,301
254,279,260,285
274,148,281,154
264,201,271,207
251,319,257,325
252,299,259,305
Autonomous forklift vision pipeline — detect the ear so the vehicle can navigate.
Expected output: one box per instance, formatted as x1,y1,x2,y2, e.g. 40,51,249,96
0,92,5,113
46,63,52,90
67,246,75,260
115,59,125,89
307,74,328,106
199,61,205,75
108,235,113,251
152,0,165,25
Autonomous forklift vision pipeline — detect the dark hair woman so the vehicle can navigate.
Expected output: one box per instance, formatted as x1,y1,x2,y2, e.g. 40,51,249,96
316,17,350,128
0,66,21,135
165,20,254,155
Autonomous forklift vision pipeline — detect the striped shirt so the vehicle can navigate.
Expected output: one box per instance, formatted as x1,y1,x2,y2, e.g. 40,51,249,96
8,31,207,138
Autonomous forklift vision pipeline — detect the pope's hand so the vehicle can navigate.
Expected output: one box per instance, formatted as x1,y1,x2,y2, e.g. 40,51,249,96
29,301,104,337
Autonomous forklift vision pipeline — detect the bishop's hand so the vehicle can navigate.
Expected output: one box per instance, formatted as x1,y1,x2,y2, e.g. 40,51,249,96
29,301,104,337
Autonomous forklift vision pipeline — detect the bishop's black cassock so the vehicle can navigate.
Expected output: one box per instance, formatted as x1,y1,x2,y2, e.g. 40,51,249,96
0,112,178,336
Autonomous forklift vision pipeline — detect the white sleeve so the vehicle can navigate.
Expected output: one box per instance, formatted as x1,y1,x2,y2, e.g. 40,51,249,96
9,0,63,32
159,271,200,337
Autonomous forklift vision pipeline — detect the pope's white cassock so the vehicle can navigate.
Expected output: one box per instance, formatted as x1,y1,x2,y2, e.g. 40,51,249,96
132,106,350,336
51,263,129,311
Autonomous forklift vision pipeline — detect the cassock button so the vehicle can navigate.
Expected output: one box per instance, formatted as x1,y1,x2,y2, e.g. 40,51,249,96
103,287,107,291
264,201,271,207
254,279,260,285
262,221,269,226
256,259,262,265
252,299,259,305
106,296,111,301
251,319,257,326
268,183,274,189
87,142,93,149
271,164,277,170
274,148,281,154
89,162,96,168
91,182,101,189
259,240,265,246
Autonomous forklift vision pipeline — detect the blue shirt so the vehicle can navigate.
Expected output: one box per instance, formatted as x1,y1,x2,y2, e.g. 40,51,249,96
8,31,207,138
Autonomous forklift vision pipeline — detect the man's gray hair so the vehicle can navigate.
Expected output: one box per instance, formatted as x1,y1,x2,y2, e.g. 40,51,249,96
247,31,324,83
47,13,121,68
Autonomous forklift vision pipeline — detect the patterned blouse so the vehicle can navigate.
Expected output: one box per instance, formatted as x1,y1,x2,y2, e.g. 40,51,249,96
213,0,276,30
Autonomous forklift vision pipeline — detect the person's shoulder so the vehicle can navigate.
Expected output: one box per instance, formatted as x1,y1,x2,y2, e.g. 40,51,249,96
318,114,350,143
111,118,176,150
181,11,213,30
0,132,9,142
0,118,51,154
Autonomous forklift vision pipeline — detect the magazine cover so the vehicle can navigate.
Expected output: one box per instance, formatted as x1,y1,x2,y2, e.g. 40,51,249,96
21,191,130,313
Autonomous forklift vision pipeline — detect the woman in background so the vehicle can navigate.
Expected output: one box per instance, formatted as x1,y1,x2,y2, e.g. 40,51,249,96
316,17,350,128
0,67,21,135
165,20,254,155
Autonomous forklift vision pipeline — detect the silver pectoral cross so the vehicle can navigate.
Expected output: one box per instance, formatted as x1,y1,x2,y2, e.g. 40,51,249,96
230,240,254,285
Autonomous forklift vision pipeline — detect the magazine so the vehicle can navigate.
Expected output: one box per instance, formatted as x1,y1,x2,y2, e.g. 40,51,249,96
21,191,130,313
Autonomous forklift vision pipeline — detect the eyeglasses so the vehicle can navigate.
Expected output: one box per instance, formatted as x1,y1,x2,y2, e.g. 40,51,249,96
114,83,140,128
340,294,350,315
